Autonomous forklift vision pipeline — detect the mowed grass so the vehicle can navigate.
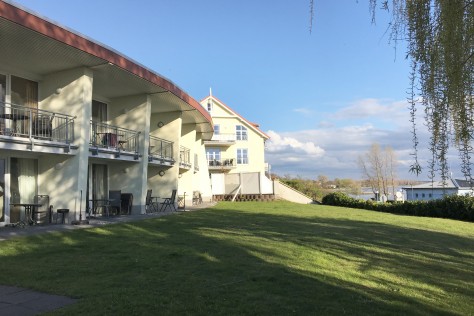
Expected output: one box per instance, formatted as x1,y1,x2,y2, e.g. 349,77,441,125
0,201,473,315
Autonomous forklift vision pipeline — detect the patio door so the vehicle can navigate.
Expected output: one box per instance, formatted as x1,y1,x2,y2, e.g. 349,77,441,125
10,158,38,222
90,163,108,200
0,159,5,223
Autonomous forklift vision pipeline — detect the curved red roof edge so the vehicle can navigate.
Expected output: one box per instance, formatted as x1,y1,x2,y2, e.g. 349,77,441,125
0,1,212,126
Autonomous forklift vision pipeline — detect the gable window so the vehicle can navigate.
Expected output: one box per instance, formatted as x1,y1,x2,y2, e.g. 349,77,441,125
237,148,248,164
207,100,213,112
236,125,248,141
214,124,220,135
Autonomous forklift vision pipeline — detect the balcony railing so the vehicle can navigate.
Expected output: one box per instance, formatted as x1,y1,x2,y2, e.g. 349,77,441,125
0,101,75,143
209,133,236,142
149,136,174,163
179,146,191,168
208,158,236,168
90,121,140,157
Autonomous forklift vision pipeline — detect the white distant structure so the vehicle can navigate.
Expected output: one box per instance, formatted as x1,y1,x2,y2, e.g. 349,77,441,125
402,179,474,201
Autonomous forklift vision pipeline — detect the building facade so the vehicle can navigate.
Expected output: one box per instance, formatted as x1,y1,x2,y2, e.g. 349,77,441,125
200,95,272,197
0,1,213,225
403,179,474,201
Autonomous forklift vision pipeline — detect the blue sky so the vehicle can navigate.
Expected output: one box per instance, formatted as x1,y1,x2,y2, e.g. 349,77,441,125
11,0,448,180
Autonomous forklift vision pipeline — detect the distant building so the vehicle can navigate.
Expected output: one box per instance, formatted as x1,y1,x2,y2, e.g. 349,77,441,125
402,179,474,201
200,94,272,198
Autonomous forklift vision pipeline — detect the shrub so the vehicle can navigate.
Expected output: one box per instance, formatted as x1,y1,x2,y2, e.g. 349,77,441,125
321,192,474,222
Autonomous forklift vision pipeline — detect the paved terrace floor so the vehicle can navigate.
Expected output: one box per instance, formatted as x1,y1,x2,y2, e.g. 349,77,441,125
0,202,216,316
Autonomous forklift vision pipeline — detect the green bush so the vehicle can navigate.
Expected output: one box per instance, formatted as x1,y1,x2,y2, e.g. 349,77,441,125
321,192,474,222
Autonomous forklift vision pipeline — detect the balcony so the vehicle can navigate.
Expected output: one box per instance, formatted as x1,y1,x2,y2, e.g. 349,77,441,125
204,133,236,146
90,121,140,160
208,158,236,171
0,101,75,153
149,136,174,166
179,146,191,170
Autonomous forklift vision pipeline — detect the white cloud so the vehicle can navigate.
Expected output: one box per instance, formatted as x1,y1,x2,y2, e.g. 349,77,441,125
331,98,412,129
266,130,325,156
265,98,440,180
293,108,314,115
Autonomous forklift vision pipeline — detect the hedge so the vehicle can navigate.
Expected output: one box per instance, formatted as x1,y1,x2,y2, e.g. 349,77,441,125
321,192,474,222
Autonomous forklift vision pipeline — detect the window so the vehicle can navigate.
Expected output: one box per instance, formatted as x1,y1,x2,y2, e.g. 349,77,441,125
214,124,220,135
207,100,212,112
206,148,221,164
92,100,107,122
415,193,419,198
237,148,248,164
11,75,38,108
422,193,425,198
236,125,248,141
429,193,432,198
0,74,6,105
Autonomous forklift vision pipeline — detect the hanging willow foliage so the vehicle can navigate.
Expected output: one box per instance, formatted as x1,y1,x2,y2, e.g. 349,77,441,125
308,1,473,180
369,0,474,182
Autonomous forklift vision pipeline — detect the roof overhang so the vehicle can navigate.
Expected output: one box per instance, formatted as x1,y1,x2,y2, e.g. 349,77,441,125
0,0,213,139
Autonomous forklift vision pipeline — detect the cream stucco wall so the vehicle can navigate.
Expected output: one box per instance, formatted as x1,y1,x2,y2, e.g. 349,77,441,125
147,111,181,201
39,67,93,220
106,94,150,213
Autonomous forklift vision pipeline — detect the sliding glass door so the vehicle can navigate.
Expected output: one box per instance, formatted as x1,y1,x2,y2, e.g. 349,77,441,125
10,158,38,222
0,159,4,223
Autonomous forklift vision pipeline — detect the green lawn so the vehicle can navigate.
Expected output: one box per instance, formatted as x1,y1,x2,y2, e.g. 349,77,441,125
1,201,473,315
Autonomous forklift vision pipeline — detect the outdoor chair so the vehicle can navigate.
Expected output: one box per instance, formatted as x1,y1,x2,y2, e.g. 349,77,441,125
145,189,159,213
105,190,121,216
160,189,177,212
192,191,202,205
121,193,133,215
33,114,53,140
33,194,50,224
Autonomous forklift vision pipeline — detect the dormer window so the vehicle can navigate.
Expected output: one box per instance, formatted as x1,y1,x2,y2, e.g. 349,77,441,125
236,125,247,141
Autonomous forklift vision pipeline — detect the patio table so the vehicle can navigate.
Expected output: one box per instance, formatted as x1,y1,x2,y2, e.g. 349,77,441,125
10,203,43,225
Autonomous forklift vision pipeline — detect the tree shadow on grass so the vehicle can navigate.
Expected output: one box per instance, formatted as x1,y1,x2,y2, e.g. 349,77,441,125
0,206,472,315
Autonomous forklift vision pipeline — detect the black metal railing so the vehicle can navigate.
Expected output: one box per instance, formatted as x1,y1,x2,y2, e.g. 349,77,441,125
208,158,236,167
0,101,74,143
90,121,140,155
149,136,174,163
179,146,191,167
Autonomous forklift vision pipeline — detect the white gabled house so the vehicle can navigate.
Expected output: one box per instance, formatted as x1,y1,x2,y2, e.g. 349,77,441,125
200,95,274,199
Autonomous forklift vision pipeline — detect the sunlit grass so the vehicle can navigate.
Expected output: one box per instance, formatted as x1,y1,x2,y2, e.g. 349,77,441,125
0,201,473,315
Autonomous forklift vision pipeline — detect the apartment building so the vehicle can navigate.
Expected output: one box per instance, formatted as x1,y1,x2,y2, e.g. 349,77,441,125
200,95,272,197
0,1,213,225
